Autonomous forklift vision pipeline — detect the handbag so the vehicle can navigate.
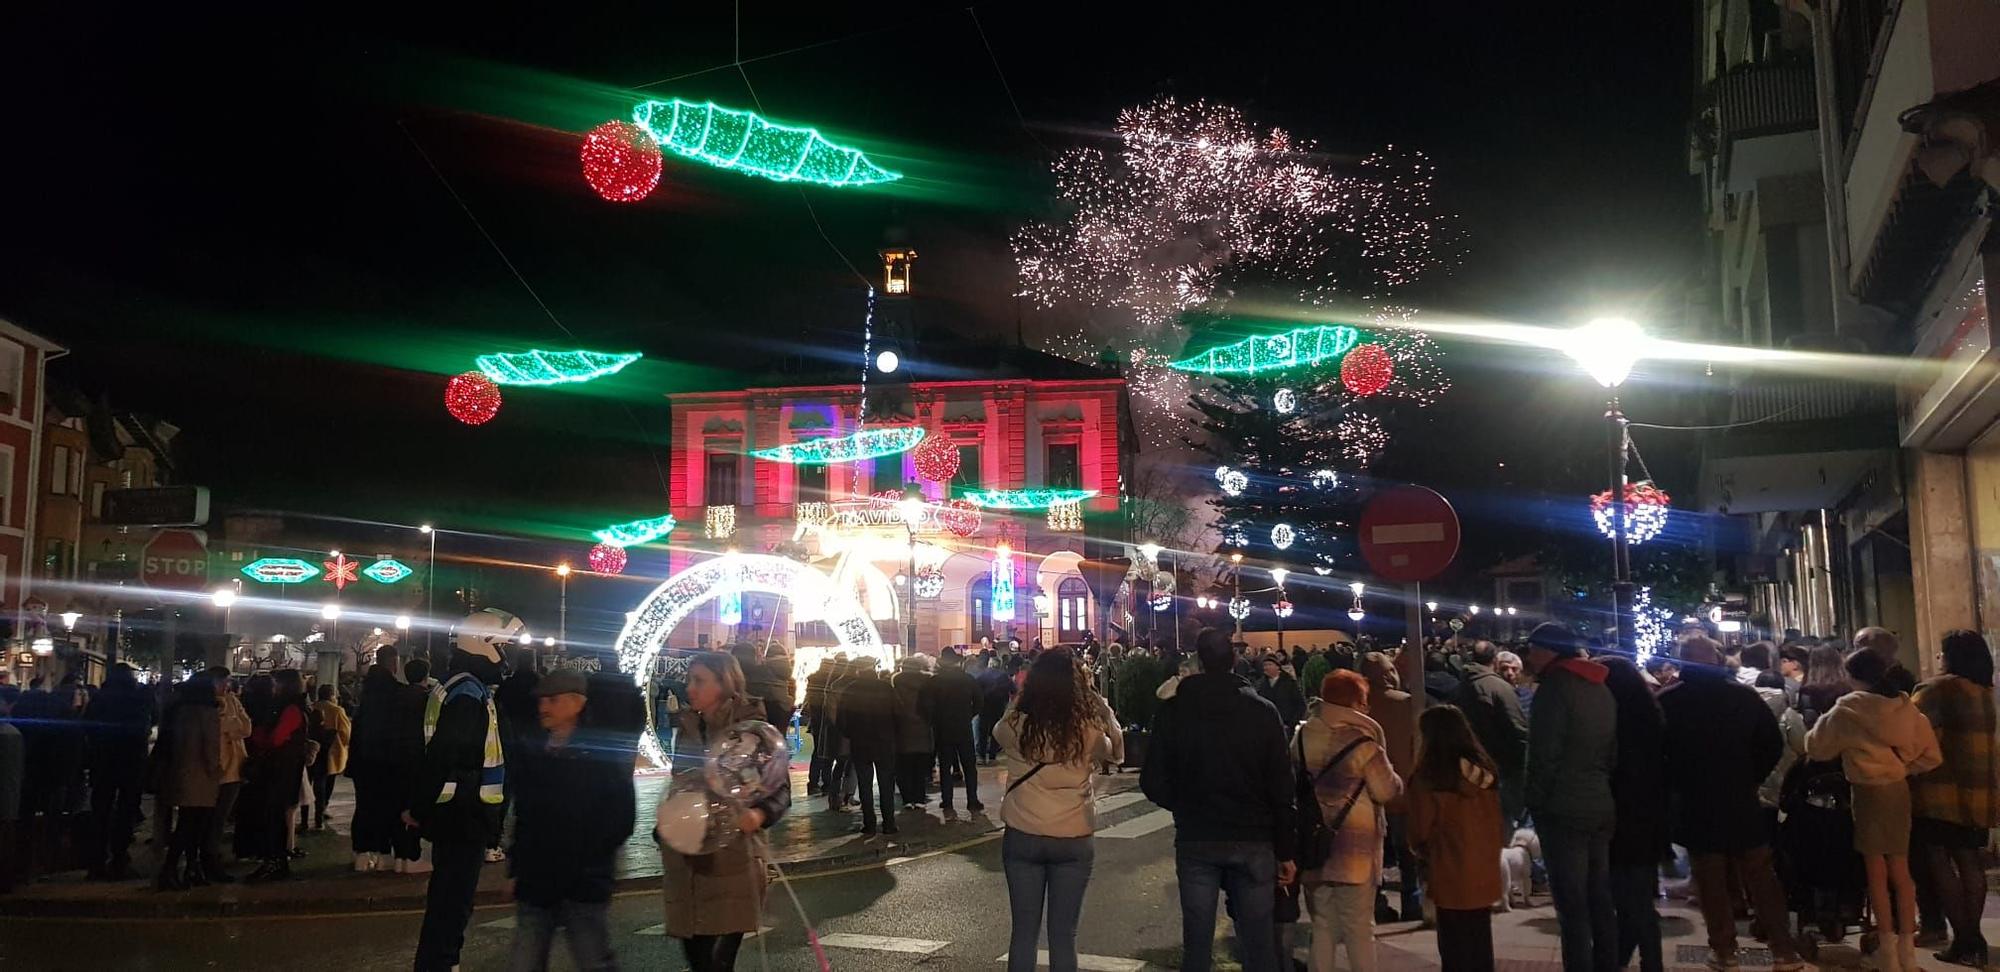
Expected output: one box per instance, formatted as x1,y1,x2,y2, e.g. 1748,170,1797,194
1295,734,1369,871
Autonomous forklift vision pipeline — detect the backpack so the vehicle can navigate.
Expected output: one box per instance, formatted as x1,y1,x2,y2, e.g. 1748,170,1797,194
1295,733,1370,871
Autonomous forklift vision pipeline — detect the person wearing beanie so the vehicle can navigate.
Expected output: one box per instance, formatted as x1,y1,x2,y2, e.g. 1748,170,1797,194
1521,623,1617,972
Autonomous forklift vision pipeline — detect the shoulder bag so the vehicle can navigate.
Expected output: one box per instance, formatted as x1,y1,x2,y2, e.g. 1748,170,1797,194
1296,733,1370,871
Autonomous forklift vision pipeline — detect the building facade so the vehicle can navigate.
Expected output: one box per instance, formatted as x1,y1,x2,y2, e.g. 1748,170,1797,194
665,367,1136,658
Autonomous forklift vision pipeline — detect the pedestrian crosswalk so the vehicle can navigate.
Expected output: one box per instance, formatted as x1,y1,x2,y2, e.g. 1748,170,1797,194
1095,809,1173,839
1092,791,1148,814
818,933,951,955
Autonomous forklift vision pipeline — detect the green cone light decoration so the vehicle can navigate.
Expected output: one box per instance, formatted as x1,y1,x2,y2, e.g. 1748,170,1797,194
1169,324,1364,375
592,514,677,548
630,99,901,188
752,427,924,465
475,349,642,386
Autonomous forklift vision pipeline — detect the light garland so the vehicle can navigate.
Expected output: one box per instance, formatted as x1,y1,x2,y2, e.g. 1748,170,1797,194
323,553,359,591
629,98,901,188
991,543,1016,622
1228,596,1251,620
911,435,961,483
1048,500,1084,532
704,505,737,539
592,514,677,547
1271,523,1296,550
445,372,502,426
958,488,1099,510
242,557,320,585
753,426,924,465
588,543,628,575
362,559,413,584
1273,388,1296,413
1169,325,1363,375
1590,481,1671,544
1340,343,1395,396
475,349,642,386
580,121,663,203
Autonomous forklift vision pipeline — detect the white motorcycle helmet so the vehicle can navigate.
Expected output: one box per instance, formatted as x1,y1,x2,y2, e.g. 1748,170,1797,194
451,608,525,665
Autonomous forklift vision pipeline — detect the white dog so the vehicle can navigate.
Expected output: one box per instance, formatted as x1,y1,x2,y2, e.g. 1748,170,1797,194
1496,827,1541,911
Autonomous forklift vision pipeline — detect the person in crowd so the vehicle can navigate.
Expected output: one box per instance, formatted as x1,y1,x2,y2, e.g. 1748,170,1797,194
925,648,985,814
308,684,351,832
407,619,513,972
242,669,313,882
1142,628,1296,972
204,668,249,882
1453,640,1528,837
737,642,795,734
1407,704,1500,972
349,656,412,871
156,671,223,891
891,655,934,810
661,652,789,972
0,685,24,894
1753,670,1806,846
1659,637,1804,972
83,662,154,880
1299,670,1405,972
1853,627,1918,694
1798,641,1848,726
1299,648,1334,704
1520,623,1617,972
838,661,900,836
1599,655,1667,972
976,655,1015,765
1777,645,1808,706
1805,647,1941,972
802,656,836,796
821,658,859,810
1736,641,1773,687
1909,630,1997,968
993,650,1123,972
21,677,86,881
1422,652,1461,704
1256,654,1307,729
1357,650,1419,924
506,670,635,972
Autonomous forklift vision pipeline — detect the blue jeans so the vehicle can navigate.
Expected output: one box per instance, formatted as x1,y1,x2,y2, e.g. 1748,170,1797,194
508,898,617,972
1175,840,1279,972
1540,819,1617,972
1003,830,1095,972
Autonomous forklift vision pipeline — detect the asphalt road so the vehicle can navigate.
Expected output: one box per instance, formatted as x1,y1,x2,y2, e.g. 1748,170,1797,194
0,798,1215,972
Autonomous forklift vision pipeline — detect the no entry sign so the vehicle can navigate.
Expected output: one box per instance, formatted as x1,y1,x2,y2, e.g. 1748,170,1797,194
1358,486,1461,583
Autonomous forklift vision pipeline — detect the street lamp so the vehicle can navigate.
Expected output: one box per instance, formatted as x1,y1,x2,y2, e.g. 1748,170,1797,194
1425,600,1438,613
394,615,412,632
419,524,437,660
59,610,80,631
320,603,341,620
1565,317,1645,654
898,483,925,657
555,562,571,650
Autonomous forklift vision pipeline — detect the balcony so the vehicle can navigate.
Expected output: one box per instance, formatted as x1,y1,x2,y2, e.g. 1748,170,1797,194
1710,63,1819,191
1699,377,1898,515
1726,375,1893,425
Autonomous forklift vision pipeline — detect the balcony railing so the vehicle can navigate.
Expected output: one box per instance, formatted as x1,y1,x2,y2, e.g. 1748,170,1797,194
1727,378,1892,425
1715,63,1817,145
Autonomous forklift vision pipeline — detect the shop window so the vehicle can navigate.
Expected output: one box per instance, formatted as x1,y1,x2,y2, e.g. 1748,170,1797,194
51,445,72,496
953,444,982,490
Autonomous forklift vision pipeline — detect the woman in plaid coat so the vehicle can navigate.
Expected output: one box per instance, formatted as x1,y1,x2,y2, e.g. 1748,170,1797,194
1911,630,2000,968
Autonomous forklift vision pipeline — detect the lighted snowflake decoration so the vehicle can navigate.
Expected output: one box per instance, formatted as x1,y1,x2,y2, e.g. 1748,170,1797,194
1224,523,1249,547
1217,468,1249,497
1590,482,1671,545
1271,523,1296,550
1228,596,1251,620
1273,388,1296,414
1310,469,1338,490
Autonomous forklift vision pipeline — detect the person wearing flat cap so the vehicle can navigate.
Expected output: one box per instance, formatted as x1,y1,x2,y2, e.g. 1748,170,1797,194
1522,622,1618,972
504,668,636,972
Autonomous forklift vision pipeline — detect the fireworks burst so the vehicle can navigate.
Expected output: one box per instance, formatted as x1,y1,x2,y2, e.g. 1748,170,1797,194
1338,413,1390,466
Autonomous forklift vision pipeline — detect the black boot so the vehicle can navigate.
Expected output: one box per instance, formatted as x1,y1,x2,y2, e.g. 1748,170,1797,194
154,858,186,892
244,860,279,883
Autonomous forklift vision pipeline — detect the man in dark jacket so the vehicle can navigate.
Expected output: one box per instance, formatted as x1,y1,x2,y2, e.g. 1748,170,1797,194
1659,636,1804,971
823,660,860,810
802,657,836,796
1522,623,1617,972
974,655,1014,764
1454,639,1530,835
407,611,515,972
505,670,635,972
836,663,901,836
1142,628,1295,972
83,663,154,880
923,649,984,813
889,656,933,810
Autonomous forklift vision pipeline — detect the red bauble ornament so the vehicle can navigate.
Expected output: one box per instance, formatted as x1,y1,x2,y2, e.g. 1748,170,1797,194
1341,344,1394,396
943,499,982,537
588,543,628,575
912,436,961,483
581,121,663,203
445,372,503,426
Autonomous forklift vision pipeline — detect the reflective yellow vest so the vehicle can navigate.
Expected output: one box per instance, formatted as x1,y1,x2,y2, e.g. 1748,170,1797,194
422,673,505,804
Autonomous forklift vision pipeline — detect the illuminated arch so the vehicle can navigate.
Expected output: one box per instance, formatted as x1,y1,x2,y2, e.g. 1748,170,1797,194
616,553,882,767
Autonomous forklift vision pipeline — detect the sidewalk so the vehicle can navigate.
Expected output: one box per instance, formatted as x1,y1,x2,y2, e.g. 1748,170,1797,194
3,763,1126,919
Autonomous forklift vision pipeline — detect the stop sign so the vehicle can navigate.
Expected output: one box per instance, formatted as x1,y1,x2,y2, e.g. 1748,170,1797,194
1358,486,1461,583
142,529,210,591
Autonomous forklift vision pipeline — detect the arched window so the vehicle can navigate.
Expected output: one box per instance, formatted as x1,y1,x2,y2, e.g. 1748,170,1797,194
969,576,993,644
1057,576,1090,642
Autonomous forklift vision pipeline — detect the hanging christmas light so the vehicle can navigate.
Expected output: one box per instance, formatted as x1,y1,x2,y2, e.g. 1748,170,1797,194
592,514,676,547
1169,325,1364,375
1273,388,1297,414
1228,596,1251,620
704,505,737,539
476,348,643,386
588,543,629,575
1310,469,1338,490
1340,343,1395,396
445,372,502,426
1219,469,1248,497
1224,523,1249,547
914,566,946,599
1048,500,1084,532
1276,599,1296,619
1634,586,1674,662
991,543,1016,622
911,435,961,483
1590,481,1672,544
753,427,924,465
630,98,902,188
580,120,664,203
958,488,1098,510
1271,523,1296,550
941,500,982,537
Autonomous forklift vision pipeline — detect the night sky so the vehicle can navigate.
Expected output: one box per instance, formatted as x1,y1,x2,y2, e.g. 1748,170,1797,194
2,3,1700,616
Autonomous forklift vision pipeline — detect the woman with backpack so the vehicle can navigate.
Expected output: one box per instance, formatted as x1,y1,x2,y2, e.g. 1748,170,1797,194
1295,669,1404,972
1407,704,1503,972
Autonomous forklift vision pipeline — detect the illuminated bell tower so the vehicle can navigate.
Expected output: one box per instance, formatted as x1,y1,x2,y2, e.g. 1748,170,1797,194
871,243,917,393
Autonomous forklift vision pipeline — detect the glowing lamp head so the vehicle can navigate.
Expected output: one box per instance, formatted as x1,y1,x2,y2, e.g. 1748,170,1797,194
419,524,434,534
1348,608,1365,622
875,350,900,374
1566,317,1646,389
556,563,572,578
1270,568,1290,588
1506,606,1518,616
211,588,238,609
897,495,926,530
543,636,555,647
320,603,342,621
394,615,412,631
59,610,81,630
1426,601,1439,613
1229,552,1243,564
1138,542,1163,562
1470,604,1481,615
1348,581,1365,596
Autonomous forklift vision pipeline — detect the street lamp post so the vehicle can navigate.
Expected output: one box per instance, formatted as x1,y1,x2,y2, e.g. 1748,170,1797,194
419,524,437,661
1229,552,1244,639
1271,567,1290,654
1567,318,1646,655
555,562,571,652
898,484,925,659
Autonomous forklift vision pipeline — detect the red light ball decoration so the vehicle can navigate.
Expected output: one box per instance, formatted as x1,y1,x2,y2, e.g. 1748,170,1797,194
588,543,628,575
942,499,982,537
444,372,503,426
1340,343,1394,397
580,121,663,203
912,436,961,483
